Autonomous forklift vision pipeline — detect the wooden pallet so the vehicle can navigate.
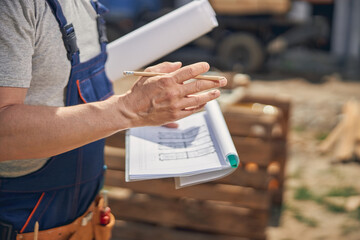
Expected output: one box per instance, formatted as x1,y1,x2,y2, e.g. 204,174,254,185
225,93,290,206
104,91,290,240
105,145,269,240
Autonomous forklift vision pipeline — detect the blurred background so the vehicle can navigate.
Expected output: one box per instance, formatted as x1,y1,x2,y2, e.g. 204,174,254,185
101,0,360,240
100,0,359,81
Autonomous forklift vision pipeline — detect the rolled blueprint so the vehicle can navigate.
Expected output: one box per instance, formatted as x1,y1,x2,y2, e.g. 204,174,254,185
105,0,218,81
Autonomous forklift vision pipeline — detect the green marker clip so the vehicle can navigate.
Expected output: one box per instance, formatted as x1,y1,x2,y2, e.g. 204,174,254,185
227,154,239,168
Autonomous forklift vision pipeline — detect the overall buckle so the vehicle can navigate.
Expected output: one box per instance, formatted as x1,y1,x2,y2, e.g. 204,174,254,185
0,220,15,240
60,23,80,60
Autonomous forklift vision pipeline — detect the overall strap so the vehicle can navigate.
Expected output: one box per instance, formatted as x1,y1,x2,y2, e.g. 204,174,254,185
45,0,80,65
90,0,109,52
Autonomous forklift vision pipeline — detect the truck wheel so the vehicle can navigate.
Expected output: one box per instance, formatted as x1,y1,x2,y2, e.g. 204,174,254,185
217,33,264,72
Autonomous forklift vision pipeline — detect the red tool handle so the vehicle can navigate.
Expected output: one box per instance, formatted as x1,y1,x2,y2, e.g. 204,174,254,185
100,206,111,226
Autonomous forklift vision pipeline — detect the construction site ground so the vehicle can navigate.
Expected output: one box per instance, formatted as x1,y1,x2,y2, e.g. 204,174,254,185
247,75,360,240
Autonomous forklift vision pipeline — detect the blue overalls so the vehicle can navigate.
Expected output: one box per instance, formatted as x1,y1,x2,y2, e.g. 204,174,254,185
0,0,113,239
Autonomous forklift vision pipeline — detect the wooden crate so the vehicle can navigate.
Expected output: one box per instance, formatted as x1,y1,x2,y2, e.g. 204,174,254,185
209,0,291,15
104,92,290,240
105,145,269,240
221,95,290,206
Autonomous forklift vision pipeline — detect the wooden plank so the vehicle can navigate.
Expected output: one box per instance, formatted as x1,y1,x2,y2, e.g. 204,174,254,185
105,136,274,169
209,0,290,15
304,0,333,3
105,146,270,189
108,189,268,239
268,140,287,206
356,116,360,158
105,155,271,189
241,93,291,139
105,135,275,167
232,136,273,166
355,143,360,159
319,118,346,153
241,92,291,113
105,170,270,210
106,131,126,148
223,111,277,139
217,168,270,189
335,101,359,161
271,140,287,178
105,162,270,190
105,146,125,171
112,220,253,240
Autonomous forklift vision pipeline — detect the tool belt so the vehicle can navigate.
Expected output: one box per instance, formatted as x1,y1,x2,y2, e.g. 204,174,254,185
15,196,115,240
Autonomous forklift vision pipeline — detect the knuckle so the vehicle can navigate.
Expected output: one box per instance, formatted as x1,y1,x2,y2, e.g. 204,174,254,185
164,90,176,100
174,88,182,98
163,61,172,67
194,96,201,106
194,80,202,92
186,67,195,78
165,87,182,100
173,89,182,99
213,80,221,87
171,74,181,83
145,61,174,73
170,111,179,121
158,78,171,88
145,66,154,72
169,103,178,112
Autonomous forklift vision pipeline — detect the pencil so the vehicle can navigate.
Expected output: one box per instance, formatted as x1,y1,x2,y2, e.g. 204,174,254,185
34,221,39,240
123,71,225,81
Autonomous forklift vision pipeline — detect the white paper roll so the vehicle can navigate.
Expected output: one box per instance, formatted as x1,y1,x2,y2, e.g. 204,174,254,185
105,0,218,81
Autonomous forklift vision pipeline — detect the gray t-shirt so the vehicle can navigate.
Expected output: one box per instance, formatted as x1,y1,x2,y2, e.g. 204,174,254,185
0,0,102,177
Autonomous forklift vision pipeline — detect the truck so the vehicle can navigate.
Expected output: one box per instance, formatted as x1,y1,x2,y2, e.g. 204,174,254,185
101,0,332,74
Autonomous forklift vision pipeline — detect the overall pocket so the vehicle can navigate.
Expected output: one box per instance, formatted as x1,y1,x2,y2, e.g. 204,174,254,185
76,67,114,103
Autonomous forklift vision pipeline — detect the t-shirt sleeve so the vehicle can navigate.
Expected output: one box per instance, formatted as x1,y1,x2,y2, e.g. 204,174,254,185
0,0,35,88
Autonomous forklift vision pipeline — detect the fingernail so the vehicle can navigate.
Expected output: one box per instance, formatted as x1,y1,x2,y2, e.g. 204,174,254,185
211,89,220,95
219,77,227,86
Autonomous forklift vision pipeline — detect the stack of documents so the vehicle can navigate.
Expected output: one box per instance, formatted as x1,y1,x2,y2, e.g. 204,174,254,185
126,100,239,188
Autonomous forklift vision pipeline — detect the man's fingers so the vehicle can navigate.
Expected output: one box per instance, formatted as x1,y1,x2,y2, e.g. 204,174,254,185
181,78,227,96
145,61,182,73
183,103,206,111
170,62,210,84
178,89,220,110
163,122,179,128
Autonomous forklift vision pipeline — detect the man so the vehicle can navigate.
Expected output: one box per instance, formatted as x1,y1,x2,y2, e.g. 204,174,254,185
0,0,226,239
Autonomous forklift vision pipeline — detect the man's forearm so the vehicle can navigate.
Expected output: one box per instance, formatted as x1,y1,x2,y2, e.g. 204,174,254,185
0,95,128,161
0,62,227,162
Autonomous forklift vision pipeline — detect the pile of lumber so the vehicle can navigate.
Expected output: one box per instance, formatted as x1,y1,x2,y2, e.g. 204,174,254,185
319,100,360,162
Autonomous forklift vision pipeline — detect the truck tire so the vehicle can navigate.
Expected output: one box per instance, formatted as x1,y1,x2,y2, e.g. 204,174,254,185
217,33,264,72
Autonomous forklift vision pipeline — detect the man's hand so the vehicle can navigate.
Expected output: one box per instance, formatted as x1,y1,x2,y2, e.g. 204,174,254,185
120,62,227,128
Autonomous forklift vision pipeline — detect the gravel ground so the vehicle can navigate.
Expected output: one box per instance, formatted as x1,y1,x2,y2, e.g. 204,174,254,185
246,76,360,240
